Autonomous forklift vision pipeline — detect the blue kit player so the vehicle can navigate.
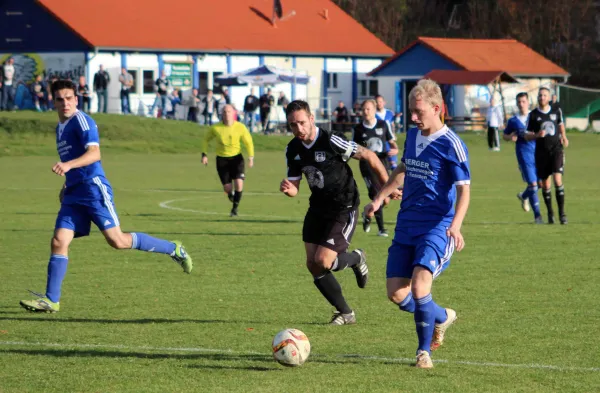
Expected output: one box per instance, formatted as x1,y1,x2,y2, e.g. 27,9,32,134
20,79,193,313
375,95,398,171
502,92,542,223
365,79,470,369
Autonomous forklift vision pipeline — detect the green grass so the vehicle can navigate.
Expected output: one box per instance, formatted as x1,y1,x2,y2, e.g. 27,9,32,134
0,114,599,392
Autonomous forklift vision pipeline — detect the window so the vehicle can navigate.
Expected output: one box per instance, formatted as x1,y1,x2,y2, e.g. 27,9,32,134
369,80,379,97
142,70,155,94
128,70,138,94
327,72,338,89
199,72,209,94
359,80,367,96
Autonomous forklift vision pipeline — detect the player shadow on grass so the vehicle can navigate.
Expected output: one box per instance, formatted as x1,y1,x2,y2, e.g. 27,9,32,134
0,316,266,324
0,348,353,367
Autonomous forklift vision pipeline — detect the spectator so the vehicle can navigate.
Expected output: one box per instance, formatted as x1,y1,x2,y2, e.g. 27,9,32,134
259,88,274,132
486,97,503,152
166,89,181,119
1,57,16,111
243,88,259,132
118,67,134,114
277,91,290,108
186,88,201,123
352,100,362,122
47,76,58,111
217,93,228,120
394,111,403,133
31,74,48,112
93,64,110,113
551,94,561,111
202,89,217,125
221,87,231,104
77,75,91,112
332,101,349,132
151,70,171,119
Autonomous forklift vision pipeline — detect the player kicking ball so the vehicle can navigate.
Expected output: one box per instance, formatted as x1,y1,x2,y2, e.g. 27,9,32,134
280,100,400,325
20,80,192,313
365,79,470,368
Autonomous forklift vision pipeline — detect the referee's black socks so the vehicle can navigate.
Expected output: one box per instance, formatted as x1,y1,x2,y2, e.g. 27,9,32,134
555,185,565,217
233,191,243,209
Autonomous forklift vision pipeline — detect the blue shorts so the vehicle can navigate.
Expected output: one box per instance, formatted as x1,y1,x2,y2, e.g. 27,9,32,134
55,199,120,238
517,149,537,184
386,225,455,279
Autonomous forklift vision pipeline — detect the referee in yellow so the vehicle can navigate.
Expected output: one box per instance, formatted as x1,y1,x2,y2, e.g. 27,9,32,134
202,104,255,217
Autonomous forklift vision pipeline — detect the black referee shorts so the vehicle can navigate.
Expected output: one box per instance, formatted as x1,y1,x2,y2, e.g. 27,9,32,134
359,157,389,200
535,148,564,180
303,207,358,254
216,154,245,185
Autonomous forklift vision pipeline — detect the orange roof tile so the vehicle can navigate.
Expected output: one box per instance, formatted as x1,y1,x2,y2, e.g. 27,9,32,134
424,70,519,85
36,0,394,57
370,37,569,77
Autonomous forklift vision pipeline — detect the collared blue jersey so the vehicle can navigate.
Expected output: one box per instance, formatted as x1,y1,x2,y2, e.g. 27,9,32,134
376,109,394,124
504,114,535,154
397,126,470,231
56,111,110,204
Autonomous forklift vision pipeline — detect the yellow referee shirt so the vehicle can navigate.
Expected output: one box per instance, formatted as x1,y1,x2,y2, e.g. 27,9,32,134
202,121,255,158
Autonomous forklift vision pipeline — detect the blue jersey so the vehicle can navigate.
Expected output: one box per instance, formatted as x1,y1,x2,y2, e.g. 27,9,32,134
397,126,470,231
376,109,394,124
504,114,534,154
56,111,111,204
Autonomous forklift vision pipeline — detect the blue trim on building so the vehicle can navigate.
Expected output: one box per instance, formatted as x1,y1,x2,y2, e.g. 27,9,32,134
351,58,358,105
121,53,127,69
395,81,402,115
157,54,164,75
226,55,232,74
370,44,460,77
322,58,328,111
258,55,265,96
193,55,199,89
291,56,297,100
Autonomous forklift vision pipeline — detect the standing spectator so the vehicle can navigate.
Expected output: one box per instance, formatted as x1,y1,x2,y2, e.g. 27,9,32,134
118,68,134,114
202,89,217,125
277,91,290,109
551,93,561,111
259,88,274,132
47,76,58,111
333,100,349,131
243,88,259,131
151,70,171,119
217,92,228,120
486,98,503,151
77,75,91,112
31,74,48,112
352,100,362,123
186,88,201,123
1,57,16,111
166,89,181,119
221,87,231,104
93,65,110,113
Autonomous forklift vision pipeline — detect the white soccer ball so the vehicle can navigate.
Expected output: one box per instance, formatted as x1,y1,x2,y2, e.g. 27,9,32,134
272,328,311,367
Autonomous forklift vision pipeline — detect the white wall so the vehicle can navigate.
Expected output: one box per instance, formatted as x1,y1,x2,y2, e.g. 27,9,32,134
87,52,121,114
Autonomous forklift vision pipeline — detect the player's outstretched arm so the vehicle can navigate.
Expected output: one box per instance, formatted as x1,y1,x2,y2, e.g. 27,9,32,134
447,184,470,252
52,145,101,176
353,145,389,187
280,178,300,197
364,163,405,218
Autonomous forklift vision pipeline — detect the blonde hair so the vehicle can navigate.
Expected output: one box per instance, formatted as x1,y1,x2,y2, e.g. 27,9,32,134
408,79,443,109
361,99,376,109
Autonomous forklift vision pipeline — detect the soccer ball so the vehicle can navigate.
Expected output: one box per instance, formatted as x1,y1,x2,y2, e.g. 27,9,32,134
272,328,311,367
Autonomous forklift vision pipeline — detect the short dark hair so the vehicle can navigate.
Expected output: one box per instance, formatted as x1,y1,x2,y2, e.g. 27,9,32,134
516,92,528,100
539,87,551,94
374,94,384,100
285,100,312,117
51,79,77,97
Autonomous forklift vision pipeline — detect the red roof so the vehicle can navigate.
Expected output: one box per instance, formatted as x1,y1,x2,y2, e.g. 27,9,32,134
36,0,394,57
370,37,569,77
424,70,518,85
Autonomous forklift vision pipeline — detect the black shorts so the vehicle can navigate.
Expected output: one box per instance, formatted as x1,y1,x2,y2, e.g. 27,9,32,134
302,207,358,254
216,154,245,185
536,149,564,180
359,157,389,200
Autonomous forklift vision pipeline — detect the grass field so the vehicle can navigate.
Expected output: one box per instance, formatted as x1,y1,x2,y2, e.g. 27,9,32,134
1,113,599,392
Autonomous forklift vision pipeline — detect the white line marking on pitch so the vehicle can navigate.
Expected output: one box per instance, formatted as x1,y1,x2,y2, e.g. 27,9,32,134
0,341,597,372
159,198,301,220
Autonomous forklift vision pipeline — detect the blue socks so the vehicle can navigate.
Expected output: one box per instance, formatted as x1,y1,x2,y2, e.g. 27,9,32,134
398,293,416,313
523,185,541,218
414,294,448,353
131,233,176,255
46,254,68,303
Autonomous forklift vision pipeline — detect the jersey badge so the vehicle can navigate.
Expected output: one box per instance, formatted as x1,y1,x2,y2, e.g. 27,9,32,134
375,128,383,135
315,151,326,162
550,114,557,121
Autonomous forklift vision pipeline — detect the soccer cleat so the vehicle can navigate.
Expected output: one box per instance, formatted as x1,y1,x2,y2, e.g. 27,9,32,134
431,308,457,351
560,215,568,225
230,207,238,217
548,215,555,225
20,293,60,313
415,350,434,369
351,249,368,288
378,229,389,237
362,212,371,233
534,216,544,225
171,241,193,274
329,311,356,326
517,193,530,212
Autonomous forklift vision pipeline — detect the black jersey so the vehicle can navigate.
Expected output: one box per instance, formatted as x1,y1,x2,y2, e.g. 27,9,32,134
352,119,395,158
526,106,564,152
286,128,360,214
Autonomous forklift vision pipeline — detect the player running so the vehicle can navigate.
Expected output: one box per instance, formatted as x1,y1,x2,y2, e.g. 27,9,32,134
375,95,398,170
503,92,542,223
352,99,399,237
525,87,569,224
365,79,470,368
280,100,400,325
202,104,255,217
20,80,192,313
